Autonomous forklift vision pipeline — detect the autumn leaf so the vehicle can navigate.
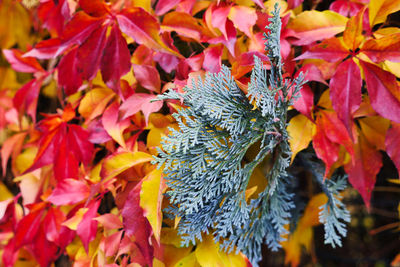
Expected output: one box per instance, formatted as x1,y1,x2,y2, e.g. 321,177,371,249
117,7,180,56
47,179,91,206
287,10,348,45
121,182,154,266
101,151,154,181
385,122,400,178
360,60,400,123
329,58,362,135
100,24,132,94
345,133,382,209
140,168,166,242
288,114,314,163
369,0,400,26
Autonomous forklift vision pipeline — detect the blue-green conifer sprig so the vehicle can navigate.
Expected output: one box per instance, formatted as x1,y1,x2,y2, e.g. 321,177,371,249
153,3,348,265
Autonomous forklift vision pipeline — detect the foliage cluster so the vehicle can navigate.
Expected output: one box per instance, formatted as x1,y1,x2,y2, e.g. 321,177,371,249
0,0,399,266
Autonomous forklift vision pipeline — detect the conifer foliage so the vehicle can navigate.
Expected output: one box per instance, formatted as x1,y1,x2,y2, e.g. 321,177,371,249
155,5,350,265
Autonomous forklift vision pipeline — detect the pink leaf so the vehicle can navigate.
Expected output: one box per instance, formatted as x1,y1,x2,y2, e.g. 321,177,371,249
155,0,181,15
47,179,91,205
120,93,163,124
132,64,161,92
3,49,44,73
77,200,100,252
203,46,222,73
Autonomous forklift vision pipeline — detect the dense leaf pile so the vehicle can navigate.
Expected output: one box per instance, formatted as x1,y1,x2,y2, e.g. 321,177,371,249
0,0,399,266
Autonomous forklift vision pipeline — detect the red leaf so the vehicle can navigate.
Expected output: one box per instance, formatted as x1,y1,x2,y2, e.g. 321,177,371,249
120,93,163,123
360,60,400,123
330,0,364,17
345,134,382,209
24,38,61,60
117,8,176,55
58,11,103,54
57,47,83,95
77,200,100,252
79,0,110,17
329,59,362,135
320,110,354,156
295,37,349,63
313,116,340,177
68,124,94,165
13,78,43,122
32,223,59,267
121,182,154,266
361,33,400,63
385,122,400,178
132,64,161,92
14,208,45,249
3,49,44,73
54,133,79,180
287,0,304,9
104,231,123,257
77,25,108,81
38,0,72,36
47,179,91,205
100,24,132,94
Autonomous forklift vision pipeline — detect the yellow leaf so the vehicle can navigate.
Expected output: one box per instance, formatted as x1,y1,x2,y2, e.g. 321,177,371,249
288,114,315,163
195,235,249,267
15,147,37,174
359,116,390,150
0,181,13,201
369,0,400,26
383,61,400,78
287,10,348,45
0,0,32,49
174,252,199,267
264,0,288,16
78,87,115,122
62,208,89,230
162,244,192,267
102,151,154,181
140,168,165,242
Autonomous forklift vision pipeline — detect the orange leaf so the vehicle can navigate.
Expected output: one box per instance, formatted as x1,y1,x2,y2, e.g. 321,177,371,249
361,33,400,63
343,7,365,51
288,114,315,163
